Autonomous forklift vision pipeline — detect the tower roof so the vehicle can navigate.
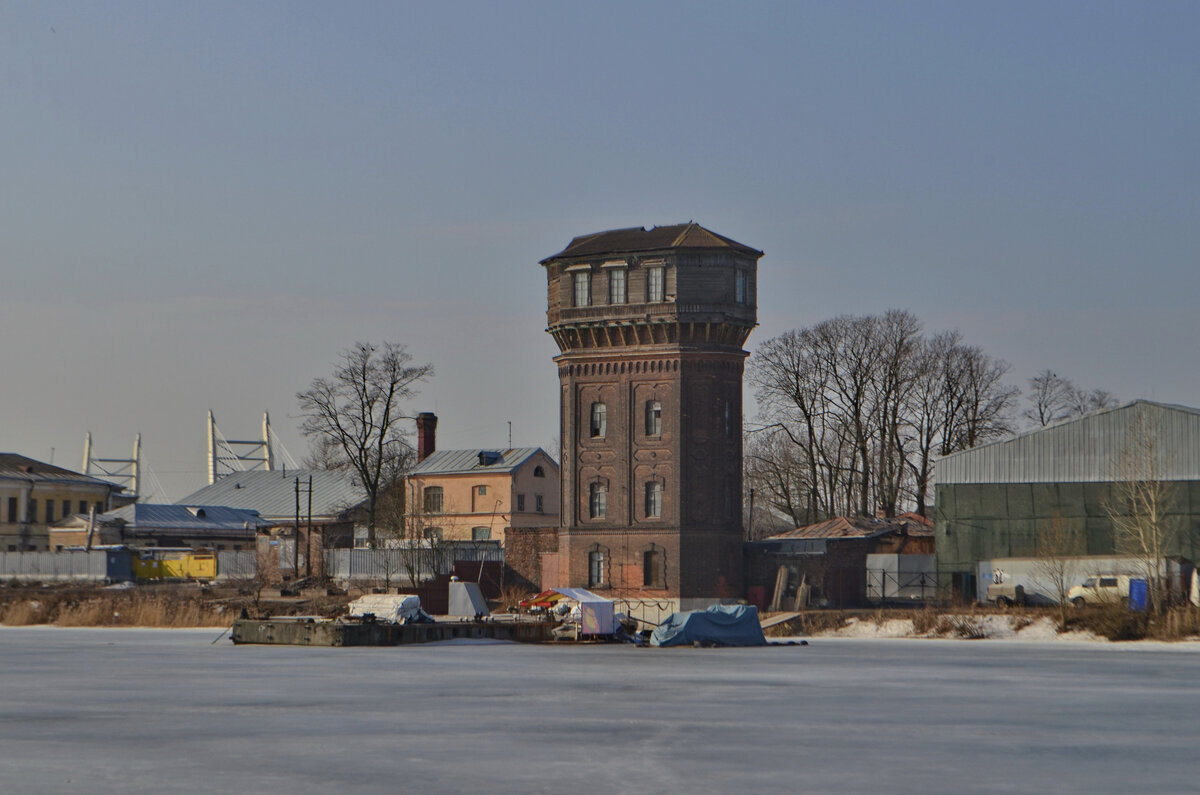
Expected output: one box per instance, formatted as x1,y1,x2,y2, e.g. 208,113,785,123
541,223,762,263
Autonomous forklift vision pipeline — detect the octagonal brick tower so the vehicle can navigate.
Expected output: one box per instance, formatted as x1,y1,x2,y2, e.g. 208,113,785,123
541,223,762,604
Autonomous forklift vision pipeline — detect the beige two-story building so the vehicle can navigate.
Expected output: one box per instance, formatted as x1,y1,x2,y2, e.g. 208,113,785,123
1,453,127,551
405,447,560,545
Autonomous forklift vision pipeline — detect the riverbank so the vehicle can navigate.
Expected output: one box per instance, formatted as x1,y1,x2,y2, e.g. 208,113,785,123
765,604,1200,642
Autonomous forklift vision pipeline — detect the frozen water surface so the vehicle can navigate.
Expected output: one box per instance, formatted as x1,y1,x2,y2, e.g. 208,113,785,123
2,628,1199,794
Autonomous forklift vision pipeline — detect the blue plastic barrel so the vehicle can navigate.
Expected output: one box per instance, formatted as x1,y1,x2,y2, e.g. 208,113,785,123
1129,579,1149,611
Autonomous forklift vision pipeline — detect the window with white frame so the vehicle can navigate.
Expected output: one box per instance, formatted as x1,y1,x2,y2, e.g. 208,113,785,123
589,482,607,519
647,266,665,302
573,271,591,307
608,268,627,304
645,481,663,518
589,402,607,438
423,486,443,513
472,526,491,541
589,549,607,587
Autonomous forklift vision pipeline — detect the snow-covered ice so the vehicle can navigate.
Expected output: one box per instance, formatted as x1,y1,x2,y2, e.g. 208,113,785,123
1,627,1198,794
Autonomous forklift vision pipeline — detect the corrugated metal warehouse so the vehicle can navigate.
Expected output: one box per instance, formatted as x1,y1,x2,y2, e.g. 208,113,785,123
934,400,1200,600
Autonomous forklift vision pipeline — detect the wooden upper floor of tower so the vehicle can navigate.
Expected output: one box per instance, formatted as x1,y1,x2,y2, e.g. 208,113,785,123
541,223,762,345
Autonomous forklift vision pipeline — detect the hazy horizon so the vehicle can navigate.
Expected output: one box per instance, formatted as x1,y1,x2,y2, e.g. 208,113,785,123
3,2,1197,500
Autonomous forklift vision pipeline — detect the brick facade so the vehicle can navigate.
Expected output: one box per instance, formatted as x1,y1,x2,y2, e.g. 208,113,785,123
541,224,761,600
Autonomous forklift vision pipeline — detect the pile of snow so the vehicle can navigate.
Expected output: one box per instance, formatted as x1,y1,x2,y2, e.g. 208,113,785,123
817,615,1101,642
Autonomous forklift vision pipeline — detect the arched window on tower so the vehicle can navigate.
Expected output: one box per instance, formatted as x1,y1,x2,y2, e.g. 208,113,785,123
589,482,607,519
643,545,665,588
645,481,663,518
645,400,662,436
588,548,608,588
590,402,607,438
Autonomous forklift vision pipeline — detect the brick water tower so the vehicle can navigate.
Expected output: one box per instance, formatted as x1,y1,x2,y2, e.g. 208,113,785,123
541,223,761,605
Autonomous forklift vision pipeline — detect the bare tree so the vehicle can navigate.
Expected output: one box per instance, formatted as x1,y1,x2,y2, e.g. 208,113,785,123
1104,406,1181,613
744,430,812,532
951,346,1018,450
297,342,433,545
1024,370,1076,427
1031,512,1084,630
1024,370,1118,428
750,311,1016,521
1066,386,1119,417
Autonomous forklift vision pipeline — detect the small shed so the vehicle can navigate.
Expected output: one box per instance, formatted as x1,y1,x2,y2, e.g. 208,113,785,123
522,587,617,635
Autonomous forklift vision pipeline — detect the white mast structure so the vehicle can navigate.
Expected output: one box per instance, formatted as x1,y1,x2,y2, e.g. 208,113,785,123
82,432,141,498
207,411,290,484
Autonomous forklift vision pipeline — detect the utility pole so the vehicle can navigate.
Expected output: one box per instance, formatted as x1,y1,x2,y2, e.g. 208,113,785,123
294,477,300,579
306,475,313,579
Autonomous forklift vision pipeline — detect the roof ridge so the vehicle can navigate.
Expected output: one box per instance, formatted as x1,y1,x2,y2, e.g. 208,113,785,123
670,221,698,248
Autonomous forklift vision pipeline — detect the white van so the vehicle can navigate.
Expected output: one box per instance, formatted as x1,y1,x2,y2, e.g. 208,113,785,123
1067,575,1131,607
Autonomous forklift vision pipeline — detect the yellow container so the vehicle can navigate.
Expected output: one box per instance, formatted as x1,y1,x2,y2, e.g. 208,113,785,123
134,550,217,581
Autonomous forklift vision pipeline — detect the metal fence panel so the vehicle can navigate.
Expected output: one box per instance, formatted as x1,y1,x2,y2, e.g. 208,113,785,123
0,550,125,582
216,551,257,580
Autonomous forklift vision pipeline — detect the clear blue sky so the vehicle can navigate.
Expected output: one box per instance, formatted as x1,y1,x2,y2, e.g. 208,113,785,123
3,2,1197,500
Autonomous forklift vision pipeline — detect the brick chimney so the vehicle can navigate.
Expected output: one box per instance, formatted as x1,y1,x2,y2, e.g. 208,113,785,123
416,412,438,462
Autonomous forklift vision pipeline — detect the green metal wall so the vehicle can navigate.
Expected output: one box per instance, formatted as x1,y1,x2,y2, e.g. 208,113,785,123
935,481,1200,592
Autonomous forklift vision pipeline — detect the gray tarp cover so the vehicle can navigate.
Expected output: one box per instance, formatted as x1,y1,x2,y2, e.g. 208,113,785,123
650,605,767,647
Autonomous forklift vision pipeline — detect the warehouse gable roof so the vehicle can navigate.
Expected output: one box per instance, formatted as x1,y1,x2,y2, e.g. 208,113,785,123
935,400,1200,484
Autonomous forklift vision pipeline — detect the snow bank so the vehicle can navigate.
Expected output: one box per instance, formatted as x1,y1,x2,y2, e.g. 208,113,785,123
813,615,1103,642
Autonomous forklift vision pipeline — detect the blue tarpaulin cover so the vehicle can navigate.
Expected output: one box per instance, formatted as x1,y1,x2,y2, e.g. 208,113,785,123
650,604,767,647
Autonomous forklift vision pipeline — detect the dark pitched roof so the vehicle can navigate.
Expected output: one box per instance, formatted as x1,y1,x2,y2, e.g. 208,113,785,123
770,515,934,541
541,223,762,263
0,453,122,489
